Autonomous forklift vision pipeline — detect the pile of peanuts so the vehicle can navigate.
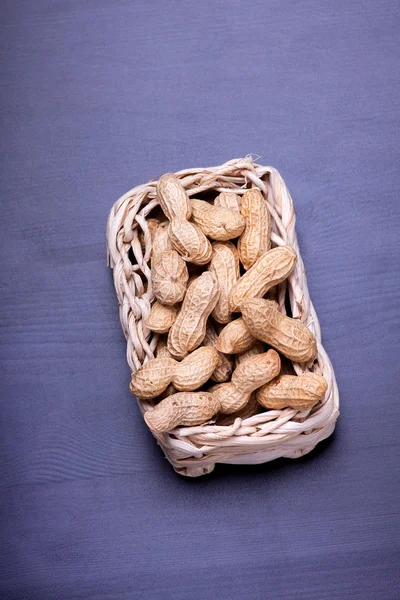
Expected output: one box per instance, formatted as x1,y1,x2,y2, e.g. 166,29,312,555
130,174,328,433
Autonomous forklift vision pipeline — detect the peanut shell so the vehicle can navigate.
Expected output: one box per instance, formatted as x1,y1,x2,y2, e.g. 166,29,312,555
231,349,281,394
173,347,222,391
190,199,245,241
209,242,240,324
211,349,281,414
168,271,220,358
216,393,261,425
152,222,172,257
256,373,328,410
241,298,317,363
210,382,251,416
214,191,241,212
203,321,233,382
168,220,212,265
144,392,220,433
145,301,179,333
156,336,173,359
229,245,297,312
130,357,177,399
238,188,271,270
215,317,257,354
152,250,189,305
157,173,191,221
234,342,266,367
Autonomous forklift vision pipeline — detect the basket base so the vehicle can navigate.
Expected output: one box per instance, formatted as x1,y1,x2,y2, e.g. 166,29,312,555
174,464,215,477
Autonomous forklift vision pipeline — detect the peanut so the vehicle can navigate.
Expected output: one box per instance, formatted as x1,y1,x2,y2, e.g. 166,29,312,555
130,357,177,399
156,335,173,359
172,346,222,391
209,242,239,324
234,342,265,367
190,199,245,241
215,317,257,354
229,245,297,312
211,349,281,414
169,220,212,265
155,335,176,397
256,373,328,410
157,173,191,221
145,301,179,333
216,393,261,425
144,391,220,433
209,382,248,416
238,188,271,269
152,250,189,305
130,346,221,399
214,191,240,213
152,222,172,256
168,271,220,358
231,349,281,394
151,221,189,305
203,321,233,382
157,174,212,265
241,298,317,363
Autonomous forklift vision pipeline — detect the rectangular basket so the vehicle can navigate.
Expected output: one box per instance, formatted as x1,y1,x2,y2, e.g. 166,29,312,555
106,157,339,477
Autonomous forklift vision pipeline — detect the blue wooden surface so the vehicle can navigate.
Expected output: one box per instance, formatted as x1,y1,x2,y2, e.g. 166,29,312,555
1,1,399,598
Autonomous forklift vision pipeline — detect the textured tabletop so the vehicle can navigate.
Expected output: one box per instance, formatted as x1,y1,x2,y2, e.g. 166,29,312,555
1,1,399,599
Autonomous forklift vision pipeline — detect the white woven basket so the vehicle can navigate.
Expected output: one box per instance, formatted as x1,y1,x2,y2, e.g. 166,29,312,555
106,157,339,477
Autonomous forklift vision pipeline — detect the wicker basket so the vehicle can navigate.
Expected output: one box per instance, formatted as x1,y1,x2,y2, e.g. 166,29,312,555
106,157,339,477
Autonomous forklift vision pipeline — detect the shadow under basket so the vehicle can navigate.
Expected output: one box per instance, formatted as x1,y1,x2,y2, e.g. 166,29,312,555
106,157,339,477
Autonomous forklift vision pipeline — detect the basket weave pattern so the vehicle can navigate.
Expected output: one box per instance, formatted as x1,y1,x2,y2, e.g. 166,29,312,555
107,157,339,477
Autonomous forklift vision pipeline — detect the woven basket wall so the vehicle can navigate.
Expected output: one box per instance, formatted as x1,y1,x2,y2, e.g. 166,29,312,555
106,157,339,477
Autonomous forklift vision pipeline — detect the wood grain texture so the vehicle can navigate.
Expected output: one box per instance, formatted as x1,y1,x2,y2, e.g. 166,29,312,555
1,0,399,599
